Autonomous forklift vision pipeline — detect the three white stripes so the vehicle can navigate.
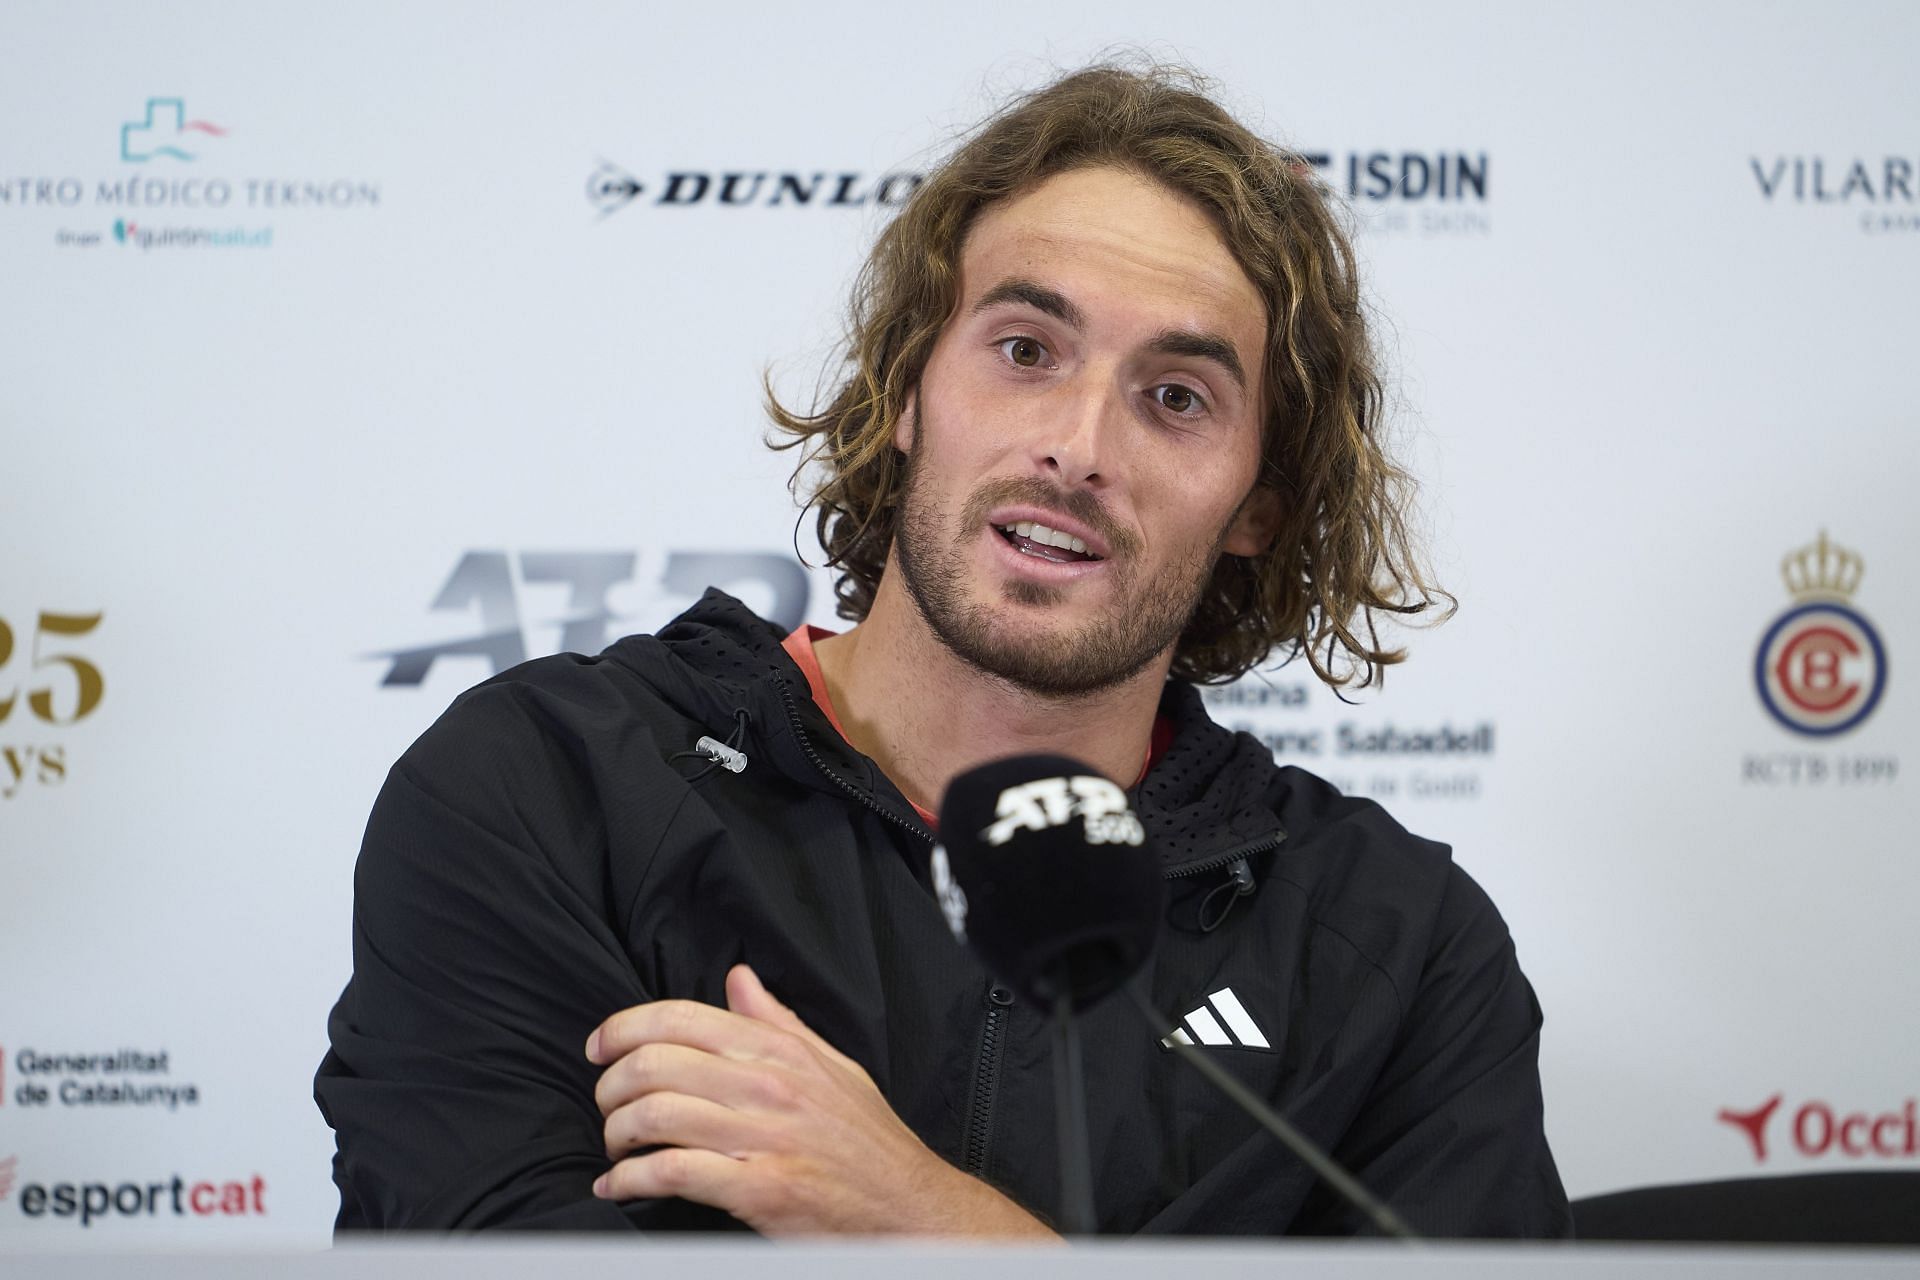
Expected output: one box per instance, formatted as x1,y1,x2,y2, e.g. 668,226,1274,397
1160,986,1271,1049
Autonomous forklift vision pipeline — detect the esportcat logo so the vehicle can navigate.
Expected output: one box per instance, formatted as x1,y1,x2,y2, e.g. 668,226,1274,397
8,1164,267,1227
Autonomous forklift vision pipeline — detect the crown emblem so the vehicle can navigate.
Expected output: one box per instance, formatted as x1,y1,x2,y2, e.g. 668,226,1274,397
1780,531,1863,602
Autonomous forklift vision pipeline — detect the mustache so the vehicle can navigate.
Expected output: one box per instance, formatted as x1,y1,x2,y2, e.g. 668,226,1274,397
958,476,1139,559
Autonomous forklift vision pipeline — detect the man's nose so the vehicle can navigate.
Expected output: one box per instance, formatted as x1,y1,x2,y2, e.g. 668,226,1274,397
1034,378,1123,488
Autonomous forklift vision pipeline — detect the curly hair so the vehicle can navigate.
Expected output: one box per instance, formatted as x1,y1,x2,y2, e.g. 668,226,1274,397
768,62,1446,687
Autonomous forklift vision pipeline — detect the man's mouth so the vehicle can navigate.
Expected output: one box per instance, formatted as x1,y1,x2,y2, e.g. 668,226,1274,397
993,520,1104,564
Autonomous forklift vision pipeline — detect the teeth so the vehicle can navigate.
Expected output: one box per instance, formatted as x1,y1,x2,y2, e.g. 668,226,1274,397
998,521,1095,558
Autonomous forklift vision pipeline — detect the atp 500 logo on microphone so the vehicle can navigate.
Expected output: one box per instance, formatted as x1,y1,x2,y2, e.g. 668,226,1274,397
986,774,1144,848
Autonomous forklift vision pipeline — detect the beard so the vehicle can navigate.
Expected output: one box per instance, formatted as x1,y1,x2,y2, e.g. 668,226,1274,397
891,440,1234,699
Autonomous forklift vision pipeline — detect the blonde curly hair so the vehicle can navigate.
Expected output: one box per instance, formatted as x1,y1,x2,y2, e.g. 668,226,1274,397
769,63,1446,687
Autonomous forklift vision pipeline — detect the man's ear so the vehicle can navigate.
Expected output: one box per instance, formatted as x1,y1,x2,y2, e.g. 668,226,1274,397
892,390,918,453
1222,485,1283,557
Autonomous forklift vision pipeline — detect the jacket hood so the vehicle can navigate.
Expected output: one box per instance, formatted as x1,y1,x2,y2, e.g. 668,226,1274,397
605,589,1292,872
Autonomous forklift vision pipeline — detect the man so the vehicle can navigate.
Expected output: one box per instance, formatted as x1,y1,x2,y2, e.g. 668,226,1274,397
316,64,1570,1238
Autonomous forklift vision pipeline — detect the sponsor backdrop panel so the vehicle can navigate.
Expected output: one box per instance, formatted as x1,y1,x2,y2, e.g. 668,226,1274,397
2,0,1913,1245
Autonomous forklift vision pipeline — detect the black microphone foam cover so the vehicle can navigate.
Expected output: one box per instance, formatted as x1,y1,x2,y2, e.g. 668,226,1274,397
935,754,1165,1010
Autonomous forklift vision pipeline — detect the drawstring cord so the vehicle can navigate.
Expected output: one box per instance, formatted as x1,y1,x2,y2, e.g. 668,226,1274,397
669,707,752,782
1198,857,1256,932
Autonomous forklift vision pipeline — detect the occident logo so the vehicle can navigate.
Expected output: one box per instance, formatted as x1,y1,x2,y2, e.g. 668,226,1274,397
372,550,809,687
588,158,925,218
1755,532,1888,737
1718,1094,1919,1163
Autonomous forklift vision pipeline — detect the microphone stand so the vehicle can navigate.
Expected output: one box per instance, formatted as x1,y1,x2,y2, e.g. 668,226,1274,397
1050,991,1098,1235
1122,977,1419,1242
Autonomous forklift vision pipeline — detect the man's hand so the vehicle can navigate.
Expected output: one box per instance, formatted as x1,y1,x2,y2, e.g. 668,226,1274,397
585,964,1059,1239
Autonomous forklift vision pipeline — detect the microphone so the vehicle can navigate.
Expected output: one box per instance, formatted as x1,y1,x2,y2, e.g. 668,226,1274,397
936,754,1162,1234
934,754,1164,1010
936,753,1419,1242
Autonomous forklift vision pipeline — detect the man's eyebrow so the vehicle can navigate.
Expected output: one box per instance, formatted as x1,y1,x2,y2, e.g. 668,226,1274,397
970,278,1085,329
1148,329,1248,394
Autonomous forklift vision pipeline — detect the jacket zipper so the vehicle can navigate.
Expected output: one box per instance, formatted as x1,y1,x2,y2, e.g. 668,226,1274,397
1162,829,1286,881
778,679,1014,1171
776,677,1278,1176
963,983,1013,1177
774,677,932,843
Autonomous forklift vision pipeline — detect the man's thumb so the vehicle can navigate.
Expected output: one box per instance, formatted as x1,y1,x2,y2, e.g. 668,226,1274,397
726,963,806,1032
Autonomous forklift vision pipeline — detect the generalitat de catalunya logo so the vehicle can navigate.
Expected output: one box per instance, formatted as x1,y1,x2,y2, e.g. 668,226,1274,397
1755,532,1889,737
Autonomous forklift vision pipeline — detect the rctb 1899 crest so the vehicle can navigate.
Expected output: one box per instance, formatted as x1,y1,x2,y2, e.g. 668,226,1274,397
1755,533,1887,737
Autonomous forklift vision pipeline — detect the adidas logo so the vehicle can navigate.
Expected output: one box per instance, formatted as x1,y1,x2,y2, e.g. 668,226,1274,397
1159,986,1273,1051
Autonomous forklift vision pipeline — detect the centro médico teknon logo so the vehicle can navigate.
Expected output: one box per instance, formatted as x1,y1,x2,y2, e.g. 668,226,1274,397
121,98,228,163
1719,1094,1919,1164
1755,532,1888,737
8,96,379,252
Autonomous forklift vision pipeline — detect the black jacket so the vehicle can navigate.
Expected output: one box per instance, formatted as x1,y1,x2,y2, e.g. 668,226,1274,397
315,590,1570,1236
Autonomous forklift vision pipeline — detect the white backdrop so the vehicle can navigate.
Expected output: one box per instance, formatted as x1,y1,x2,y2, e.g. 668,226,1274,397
2,0,1914,1245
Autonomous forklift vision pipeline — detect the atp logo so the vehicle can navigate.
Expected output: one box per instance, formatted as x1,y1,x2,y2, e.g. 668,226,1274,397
372,550,808,687
1719,1093,1918,1162
121,99,228,163
1756,532,1888,737
985,774,1144,848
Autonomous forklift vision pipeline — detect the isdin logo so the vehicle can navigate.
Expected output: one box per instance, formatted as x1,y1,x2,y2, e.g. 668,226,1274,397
121,98,228,163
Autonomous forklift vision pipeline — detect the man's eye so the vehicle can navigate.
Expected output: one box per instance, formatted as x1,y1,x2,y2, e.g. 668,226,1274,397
1154,383,1205,415
999,336,1046,368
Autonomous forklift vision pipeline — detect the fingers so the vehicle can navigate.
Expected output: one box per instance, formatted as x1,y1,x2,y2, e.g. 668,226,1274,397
724,964,807,1034
587,991,799,1069
595,1145,748,1208
602,1089,754,1162
592,1040,795,1119
725,965,863,1075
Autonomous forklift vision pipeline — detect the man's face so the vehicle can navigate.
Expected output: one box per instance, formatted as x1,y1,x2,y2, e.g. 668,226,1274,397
890,165,1278,697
